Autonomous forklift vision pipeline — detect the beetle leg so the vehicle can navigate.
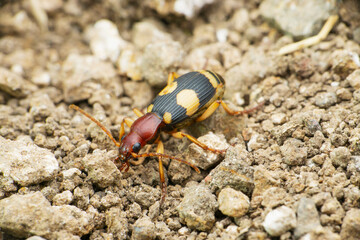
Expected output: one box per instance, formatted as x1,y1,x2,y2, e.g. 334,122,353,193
133,108,144,117
69,104,120,147
119,117,134,142
167,72,180,85
155,140,167,206
172,131,226,154
195,101,220,122
130,144,152,165
220,100,264,116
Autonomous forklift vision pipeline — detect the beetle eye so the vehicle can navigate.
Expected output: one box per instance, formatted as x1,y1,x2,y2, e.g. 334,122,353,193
132,142,141,153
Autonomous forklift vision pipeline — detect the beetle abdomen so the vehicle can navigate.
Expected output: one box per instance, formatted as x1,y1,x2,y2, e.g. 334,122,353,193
147,71,225,128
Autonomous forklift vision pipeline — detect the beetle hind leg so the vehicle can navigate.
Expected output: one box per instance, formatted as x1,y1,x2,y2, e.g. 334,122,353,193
220,100,264,116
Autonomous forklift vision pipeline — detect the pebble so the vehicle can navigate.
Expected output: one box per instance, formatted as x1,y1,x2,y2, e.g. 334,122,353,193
294,198,321,238
82,149,122,188
0,192,94,239
123,81,153,108
260,0,336,38
105,207,129,239
29,93,56,121
346,69,360,89
271,113,287,125
314,92,337,108
0,67,37,97
353,89,360,102
84,19,128,62
52,190,73,206
177,183,218,231
218,187,250,218
330,147,351,168
340,208,360,240
280,138,308,166
0,136,59,187
132,216,156,240
132,20,173,49
205,143,255,197
141,41,184,87
261,187,288,209
188,132,229,170
62,54,117,103
263,206,296,237
173,0,216,19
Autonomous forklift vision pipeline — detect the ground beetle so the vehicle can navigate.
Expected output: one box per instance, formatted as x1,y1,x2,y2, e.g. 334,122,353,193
70,70,261,204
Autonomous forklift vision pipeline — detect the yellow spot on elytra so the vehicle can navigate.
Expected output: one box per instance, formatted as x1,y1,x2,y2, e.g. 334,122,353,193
198,70,218,88
176,90,200,116
163,112,172,124
147,104,154,112
158,82,178,96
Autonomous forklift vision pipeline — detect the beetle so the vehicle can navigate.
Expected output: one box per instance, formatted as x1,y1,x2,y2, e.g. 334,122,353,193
70,70,262,204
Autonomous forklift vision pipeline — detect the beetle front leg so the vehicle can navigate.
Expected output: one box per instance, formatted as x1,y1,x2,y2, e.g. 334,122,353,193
155,140,167,206
172,131,226,154
119,117,134,142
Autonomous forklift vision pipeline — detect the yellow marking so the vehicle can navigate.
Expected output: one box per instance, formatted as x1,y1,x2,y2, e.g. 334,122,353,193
158,81,178,96
163,112,172,124
147,104,154,113
197,70,218,88
176,89,200,116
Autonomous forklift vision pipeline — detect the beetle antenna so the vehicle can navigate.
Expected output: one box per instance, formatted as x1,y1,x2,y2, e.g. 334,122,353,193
131,152,200,173
69,104,120,147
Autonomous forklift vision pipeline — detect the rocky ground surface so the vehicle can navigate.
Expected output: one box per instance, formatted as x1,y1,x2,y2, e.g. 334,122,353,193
0,0,360,239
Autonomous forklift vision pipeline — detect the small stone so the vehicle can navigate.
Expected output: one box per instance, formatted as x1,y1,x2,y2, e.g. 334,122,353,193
218,187,250,218
271,113,287,125
177,183,218,231
62,54,117,103
330,147,351,168
0,136,59,187
84,19,128,62
340,208,360,240
280,138,308,166
141,41,184,87
0,67,37,97
206,143,255,197
173,0,216,19
263,206,296,237
336,88,353,100
353,89,360,102
82,149,121,189
132,20,172,49
123,81,153,108
332,50,359,79
134,185,159,208
52,190,73,206
0,192,94,239
260,0,336,38
347,69,360,89
105,207,128,239
29,93,56,121
314,92,337,108
294,198,321,238
261,187,288,208
188,132,229,170
132,216,156,240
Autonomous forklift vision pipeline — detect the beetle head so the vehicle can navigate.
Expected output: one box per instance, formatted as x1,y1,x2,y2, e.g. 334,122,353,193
118,132,144,161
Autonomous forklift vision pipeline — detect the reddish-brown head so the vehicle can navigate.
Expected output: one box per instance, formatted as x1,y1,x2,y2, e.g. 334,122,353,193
118,113,163,161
